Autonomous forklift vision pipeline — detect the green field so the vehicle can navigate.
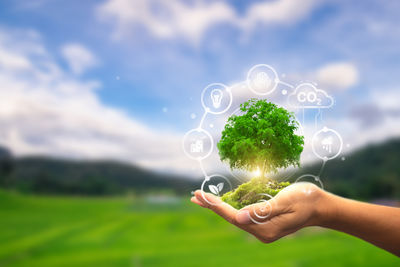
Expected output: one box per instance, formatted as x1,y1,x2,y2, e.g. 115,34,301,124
0,190,398,267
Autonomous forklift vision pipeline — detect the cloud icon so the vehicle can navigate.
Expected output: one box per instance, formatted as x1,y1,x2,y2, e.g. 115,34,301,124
288,83,334,109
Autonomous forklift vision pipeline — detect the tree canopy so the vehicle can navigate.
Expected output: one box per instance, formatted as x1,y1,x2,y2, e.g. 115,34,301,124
217,99,304,176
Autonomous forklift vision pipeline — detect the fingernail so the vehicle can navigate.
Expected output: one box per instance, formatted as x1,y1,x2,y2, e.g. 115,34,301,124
236,210,251,224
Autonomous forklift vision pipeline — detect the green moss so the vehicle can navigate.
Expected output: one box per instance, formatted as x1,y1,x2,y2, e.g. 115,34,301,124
221,177,290,209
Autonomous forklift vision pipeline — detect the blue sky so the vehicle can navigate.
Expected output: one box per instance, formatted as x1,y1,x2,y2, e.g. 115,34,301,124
0,0,399,175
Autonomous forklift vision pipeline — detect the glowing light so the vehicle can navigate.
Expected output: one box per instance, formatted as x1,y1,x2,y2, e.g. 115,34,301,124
252,168,261,177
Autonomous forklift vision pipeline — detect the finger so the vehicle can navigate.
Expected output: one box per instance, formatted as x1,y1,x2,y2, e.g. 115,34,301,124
191,196,206,207
194,190,238,224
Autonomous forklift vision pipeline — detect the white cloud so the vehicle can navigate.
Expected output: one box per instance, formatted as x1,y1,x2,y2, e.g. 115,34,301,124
241,0,317,30
96,0,319,44
372,88,400,110
97,0,236,44
61,43,99,75
0,27,199,176
316,62,359,91
0,48,32,70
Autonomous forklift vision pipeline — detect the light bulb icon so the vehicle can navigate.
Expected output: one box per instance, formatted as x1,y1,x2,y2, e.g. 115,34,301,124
210,89,223,108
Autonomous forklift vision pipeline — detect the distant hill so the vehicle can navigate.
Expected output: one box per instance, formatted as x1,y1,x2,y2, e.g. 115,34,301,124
0,153,199,195
0,138,400,199
288,138,400,200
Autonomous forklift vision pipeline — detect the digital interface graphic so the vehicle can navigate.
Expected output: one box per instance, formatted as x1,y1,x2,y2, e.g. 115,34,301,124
183,64,344,224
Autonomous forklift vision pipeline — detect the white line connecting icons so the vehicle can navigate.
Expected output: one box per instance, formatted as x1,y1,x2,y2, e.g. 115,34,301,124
184,64,344,222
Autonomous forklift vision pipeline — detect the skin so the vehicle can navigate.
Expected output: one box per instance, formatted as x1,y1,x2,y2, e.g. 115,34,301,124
191,182,400,257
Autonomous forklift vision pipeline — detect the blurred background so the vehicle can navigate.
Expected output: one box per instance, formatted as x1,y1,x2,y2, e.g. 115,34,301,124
0,0,400,266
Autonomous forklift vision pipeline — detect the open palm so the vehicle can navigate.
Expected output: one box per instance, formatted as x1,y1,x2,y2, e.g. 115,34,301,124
191,182,325,243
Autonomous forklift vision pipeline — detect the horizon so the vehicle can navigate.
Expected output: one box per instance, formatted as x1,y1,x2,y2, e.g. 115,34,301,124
2,136,399,181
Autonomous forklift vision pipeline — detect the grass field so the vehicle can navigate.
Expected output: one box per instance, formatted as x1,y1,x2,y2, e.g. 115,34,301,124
0,190,398,267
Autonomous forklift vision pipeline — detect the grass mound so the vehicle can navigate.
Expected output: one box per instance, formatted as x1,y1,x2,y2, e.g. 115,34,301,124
221,177,290,209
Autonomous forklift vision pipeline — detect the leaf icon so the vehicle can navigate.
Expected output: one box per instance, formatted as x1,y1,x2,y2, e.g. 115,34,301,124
217,182,224,192
209,185,219,195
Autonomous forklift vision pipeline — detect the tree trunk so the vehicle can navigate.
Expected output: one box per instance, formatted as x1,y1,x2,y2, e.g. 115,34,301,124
260,160,267,178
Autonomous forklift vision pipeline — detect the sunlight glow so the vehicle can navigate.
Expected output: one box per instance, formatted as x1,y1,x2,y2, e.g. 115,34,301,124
252,168,261,177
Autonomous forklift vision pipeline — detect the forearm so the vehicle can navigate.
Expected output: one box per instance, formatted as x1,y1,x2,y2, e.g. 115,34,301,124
317,191,400,256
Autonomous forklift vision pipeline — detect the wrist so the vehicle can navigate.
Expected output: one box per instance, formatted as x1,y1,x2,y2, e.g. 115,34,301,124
312,188,338,227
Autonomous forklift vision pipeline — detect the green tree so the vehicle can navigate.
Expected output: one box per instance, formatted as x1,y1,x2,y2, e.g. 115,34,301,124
217,99,304,177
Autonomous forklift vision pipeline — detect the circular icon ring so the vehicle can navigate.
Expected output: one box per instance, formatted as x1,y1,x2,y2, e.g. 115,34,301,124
295,174,324,190
250,193,275,224
201,83,233,115
247,64,279,95
312,127,343,161
200,174,233,206
182,128,213,161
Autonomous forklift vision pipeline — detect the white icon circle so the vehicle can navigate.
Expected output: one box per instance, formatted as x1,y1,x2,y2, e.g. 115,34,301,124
201,83,232,115
182,128,213,160
200,174,233,206
295,174,324,189
312,127,343,161
247,64,279,95
250,193,275,225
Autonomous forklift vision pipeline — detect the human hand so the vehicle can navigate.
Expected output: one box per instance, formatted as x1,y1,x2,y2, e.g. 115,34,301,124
191,182,327,243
